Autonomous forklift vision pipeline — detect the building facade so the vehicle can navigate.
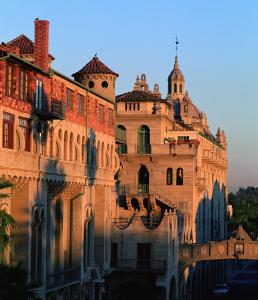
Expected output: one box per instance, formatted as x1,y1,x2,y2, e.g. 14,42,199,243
109,56,228,299
0,20,118,299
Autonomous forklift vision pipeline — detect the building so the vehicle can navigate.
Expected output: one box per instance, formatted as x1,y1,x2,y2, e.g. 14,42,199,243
109,55,228,299
0,19,118,299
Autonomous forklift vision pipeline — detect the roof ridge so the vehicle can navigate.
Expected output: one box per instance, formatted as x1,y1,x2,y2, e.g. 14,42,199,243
7,34,34,46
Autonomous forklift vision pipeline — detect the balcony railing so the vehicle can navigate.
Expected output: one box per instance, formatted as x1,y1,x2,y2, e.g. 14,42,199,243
116,143,127,154
33,98,65,120
137,144,151,154
118,183,149,195
112,259,167,272
46,266,81,290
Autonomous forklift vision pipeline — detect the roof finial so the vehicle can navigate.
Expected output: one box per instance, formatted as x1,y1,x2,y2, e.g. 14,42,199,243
175,35,179,57
94,53,98,59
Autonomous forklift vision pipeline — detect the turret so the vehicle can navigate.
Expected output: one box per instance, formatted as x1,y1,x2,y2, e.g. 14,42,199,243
72,55,118,101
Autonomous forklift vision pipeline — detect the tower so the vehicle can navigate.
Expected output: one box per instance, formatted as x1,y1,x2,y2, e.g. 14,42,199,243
168,55,185,100
72,55,119,100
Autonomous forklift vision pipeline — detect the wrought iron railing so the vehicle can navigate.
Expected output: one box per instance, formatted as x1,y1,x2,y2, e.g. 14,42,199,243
137,183,149,194
116,143,127,154
46,266,81,290
137,144,151,154
33,98,65,120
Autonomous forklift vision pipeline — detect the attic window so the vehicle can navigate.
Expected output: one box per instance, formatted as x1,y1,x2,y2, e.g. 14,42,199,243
102,81,108,88
88,81,94,88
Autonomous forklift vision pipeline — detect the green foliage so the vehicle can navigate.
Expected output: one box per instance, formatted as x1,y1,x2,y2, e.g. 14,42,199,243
229,187,258,240
0,177,17,263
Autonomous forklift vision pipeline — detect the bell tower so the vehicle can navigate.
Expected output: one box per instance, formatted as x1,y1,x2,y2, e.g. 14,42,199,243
168,55,185,100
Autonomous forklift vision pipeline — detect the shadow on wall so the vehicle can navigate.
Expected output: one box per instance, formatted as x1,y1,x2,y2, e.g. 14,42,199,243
195,180,228,243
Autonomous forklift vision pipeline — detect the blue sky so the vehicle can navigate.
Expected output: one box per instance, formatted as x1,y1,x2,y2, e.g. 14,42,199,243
1,0,258,191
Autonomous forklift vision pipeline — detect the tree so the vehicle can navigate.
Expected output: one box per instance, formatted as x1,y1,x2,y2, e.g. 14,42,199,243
0,178,16,263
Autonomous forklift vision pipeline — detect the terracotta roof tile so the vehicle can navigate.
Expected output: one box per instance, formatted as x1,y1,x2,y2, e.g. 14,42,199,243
6,34,34,54
72,56,118,77
116,90,165,102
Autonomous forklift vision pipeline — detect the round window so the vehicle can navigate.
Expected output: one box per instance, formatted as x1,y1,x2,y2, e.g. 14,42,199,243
88,81,94,88
102,81,108,88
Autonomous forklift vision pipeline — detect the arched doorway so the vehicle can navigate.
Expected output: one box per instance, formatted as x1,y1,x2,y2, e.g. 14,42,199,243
138,165,149,194
169,276,176,300
138,125,151,154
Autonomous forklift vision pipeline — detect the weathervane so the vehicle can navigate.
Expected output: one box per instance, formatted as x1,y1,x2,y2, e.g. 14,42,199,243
175,35,179,56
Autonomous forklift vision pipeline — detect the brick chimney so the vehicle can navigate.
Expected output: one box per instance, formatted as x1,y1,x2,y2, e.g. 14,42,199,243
34,19,49,72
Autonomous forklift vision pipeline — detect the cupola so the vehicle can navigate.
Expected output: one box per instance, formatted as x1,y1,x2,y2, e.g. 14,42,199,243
168,56,185,99
72,55,119,101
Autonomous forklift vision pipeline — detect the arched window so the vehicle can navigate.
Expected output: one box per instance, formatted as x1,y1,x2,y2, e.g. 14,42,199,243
138,125,151,154
184,104,188,114
69,133,73,161
64,131,68,160
81,136,85,163
167,168,173,185
176,168,183,185
138,165,149,194
174,83,177,93
179,83,183,93
101,142,105,167
31,206,45,283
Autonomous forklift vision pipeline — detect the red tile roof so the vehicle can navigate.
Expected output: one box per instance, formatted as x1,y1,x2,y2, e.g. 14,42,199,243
72,56,118,77
116,90,164,102
6,34,34,54
6,34,54,59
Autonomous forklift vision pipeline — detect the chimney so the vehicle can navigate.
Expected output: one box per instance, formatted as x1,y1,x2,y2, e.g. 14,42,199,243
34,19,49,72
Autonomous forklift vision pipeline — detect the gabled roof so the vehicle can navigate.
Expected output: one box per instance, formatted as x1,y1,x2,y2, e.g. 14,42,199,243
116,90,165,102
72,56,118,77
6,34,34,54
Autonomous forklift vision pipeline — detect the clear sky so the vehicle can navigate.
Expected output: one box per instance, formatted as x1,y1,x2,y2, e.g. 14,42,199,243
1,0,258,191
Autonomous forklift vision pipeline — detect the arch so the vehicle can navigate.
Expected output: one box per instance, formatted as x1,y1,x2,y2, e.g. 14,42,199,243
77,134,80,145
131,198,140,211
64,131,68,160
58,129,62,140
106,144,110,168
49,127,54,158
169,276,177,300
179,83,183,93
55,140,60,159
167,168,173,185
138,165,149,194
110,144,114,169
138,125,151,154
69,132,73,161
31,205,45,284
81,136,85,163
101,142,105,167
176,168,183,185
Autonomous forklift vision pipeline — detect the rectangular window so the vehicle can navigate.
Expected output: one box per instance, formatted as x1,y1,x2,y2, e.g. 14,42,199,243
5,64,14,97
2,112,14,149
98,104,105,123
66,88,73,110
19,70,29,101
35,79,43,109
19,117,31,151
108,109,113,127
77,94,84,115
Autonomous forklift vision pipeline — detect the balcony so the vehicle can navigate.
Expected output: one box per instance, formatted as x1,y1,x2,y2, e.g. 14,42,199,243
116,143,127,154
137,144,151,154
112,259,167,273
119,183,149,195
33,98,65,120
46,266,81,291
